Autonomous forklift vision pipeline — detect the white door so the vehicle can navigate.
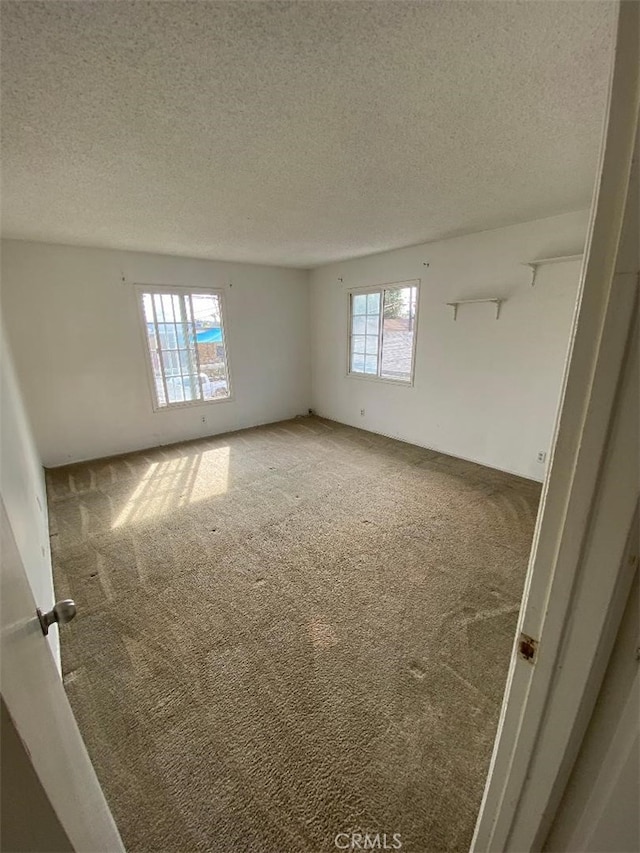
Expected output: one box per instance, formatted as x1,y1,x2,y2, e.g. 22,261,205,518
472,1,639,848
0,498,124,852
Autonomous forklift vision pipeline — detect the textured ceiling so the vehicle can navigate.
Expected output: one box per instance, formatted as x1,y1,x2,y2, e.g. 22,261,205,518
1,1,614,268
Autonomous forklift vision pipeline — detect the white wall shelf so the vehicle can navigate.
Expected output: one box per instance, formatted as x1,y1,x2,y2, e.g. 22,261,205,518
523,253,583,286
446,297,504,321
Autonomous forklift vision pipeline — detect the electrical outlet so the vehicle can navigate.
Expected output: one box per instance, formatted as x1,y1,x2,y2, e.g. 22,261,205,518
537,450,547,463
360,408,365,417
201,416,206,424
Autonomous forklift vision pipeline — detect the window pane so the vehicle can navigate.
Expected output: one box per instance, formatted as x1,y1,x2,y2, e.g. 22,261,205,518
365,335,378,355
142,294,154,323
200,372,211,399
183,295,196,328
351,335,366,354
352,315,366,335
172,294,183,323
154,375,166,407
365,355,378,374
166,375,184,403
162,294,175,323
381,285,417,381
366,315,379,335
352,294,367,315
350,353,365,373
192,293,221,327
175,323,189,348
183,375,200,401
153,294,165,323
162,350,179,375
367,292,380,314
192,293,229,397
158,324,176,349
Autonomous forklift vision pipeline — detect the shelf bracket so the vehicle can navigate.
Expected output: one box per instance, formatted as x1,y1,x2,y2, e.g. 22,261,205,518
523,254,583,286
446,298,503,320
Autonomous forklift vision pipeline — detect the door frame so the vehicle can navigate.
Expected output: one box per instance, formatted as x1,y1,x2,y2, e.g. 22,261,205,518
471,2,640,849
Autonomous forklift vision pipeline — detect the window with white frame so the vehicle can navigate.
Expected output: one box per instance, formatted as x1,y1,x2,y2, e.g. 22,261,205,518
348,281,419,383
138,287,231,409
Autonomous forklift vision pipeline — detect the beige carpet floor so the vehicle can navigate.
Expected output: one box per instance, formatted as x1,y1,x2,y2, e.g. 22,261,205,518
47,417,540,853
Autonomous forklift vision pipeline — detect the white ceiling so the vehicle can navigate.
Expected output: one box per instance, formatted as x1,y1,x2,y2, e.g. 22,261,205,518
1,1,614,268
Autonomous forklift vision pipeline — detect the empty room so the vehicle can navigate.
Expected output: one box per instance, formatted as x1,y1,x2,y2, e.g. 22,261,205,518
2,2,637,853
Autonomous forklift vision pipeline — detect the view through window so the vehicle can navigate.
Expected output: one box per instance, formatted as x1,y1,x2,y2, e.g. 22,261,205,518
139,288,230,409
349,281,419,382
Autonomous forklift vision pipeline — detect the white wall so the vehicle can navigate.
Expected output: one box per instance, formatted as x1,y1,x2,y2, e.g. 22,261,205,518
310,210,589,481
1,241,310,466
0,318,59,665
3,211,587,478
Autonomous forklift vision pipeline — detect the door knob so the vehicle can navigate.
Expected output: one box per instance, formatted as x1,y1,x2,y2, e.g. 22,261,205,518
37,600,77,635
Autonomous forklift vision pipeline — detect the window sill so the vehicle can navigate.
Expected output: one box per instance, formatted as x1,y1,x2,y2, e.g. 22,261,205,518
152,395,234,413
345,372,415,388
